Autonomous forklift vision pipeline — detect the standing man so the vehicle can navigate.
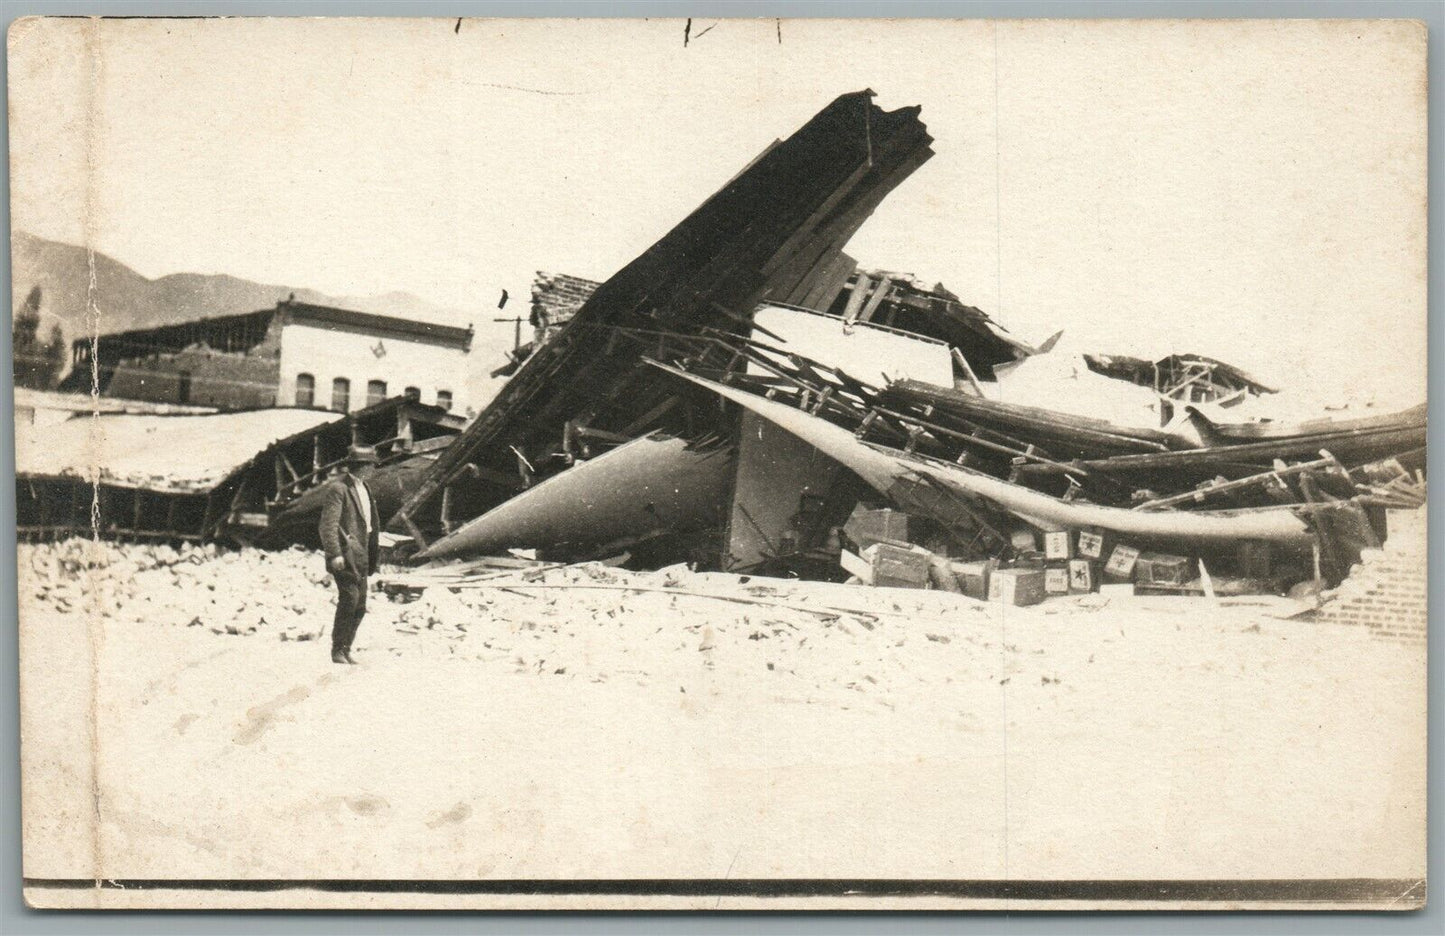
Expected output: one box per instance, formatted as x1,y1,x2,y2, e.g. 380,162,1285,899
318,444,381,665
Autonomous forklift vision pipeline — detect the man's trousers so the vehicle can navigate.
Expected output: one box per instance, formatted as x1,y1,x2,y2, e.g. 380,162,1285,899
331,571,368,654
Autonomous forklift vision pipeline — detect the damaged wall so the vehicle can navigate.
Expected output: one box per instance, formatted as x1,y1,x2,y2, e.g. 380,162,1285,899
103,336,283,409
724,410,853,571
750,305,954,389
64,308,282,406
1313,507,1426,644
530,272,601,343
68,300,476,413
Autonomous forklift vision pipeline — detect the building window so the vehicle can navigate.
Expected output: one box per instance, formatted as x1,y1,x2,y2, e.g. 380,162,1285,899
295,373,315,408
367,379,387,408
177,370,192,404
436,389,453,412
403,386,421,402
331,377,350,413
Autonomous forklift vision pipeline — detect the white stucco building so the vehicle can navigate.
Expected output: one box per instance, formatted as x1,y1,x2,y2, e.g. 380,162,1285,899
70,298,476,415
273,302,474,414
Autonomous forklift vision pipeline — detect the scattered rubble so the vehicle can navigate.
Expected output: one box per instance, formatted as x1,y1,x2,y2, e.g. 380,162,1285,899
22,539,332,641
20,539,1013,704
1312,505,1427,644
23,523,1415,715
14,88,1426,628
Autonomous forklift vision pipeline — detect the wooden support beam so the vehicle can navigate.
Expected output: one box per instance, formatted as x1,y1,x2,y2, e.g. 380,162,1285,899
229,474,254,512
857,276,893,323
855,411,879,438
951,346,985,397
1131,453,1342,511
572,425,633,445
871,406,1080,475
67,481,82,530
278,450,301,482
618,395,681,437
400,511,429,550
839,274,871,323
396,408,414,449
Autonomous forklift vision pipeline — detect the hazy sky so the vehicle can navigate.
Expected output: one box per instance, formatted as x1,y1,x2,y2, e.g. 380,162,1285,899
8,17,1427,405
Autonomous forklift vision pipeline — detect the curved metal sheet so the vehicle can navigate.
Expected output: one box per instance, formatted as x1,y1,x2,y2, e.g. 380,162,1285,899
663,367,1314,547
417,434,735,560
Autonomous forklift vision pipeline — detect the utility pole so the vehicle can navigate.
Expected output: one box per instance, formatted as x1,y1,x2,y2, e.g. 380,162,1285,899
493,315,526,353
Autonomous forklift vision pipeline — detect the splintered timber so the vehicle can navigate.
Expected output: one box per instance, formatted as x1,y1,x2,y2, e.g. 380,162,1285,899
17,89,1425,603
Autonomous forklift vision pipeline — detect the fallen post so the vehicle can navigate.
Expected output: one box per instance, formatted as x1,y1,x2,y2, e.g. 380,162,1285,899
1131,452,1342,511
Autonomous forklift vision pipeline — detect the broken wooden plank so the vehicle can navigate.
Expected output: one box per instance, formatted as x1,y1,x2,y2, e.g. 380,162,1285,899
1132,453,1341,511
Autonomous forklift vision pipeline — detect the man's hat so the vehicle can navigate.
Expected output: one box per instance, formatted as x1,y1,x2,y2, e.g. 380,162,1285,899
347,444,379,465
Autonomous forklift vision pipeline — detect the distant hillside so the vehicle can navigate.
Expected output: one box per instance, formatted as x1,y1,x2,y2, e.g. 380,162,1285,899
11,231,476,343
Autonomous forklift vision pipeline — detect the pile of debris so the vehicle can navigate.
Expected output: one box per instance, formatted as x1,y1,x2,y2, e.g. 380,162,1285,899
19,88,1423,624
375,88,1424,611
15,396,465,547
645,350,1421,599
22,538,336,640
14,408,336,543
390,89,937,549
1082,352,1277,408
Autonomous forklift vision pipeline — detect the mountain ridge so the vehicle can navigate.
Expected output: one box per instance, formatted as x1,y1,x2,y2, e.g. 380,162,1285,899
10,231,478,344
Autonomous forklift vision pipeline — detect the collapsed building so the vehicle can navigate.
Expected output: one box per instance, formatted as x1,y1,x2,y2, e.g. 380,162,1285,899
392,89,1427,604
1082,352,1277,407
15,408,337,543
21,88,1426,615
208,397,467,547
16,396,465,548
389,89,938,555
495,266,1038,391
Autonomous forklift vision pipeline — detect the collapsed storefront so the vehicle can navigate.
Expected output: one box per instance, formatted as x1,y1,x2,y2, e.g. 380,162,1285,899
24,89,1426,611
391,90,1426,602
16,397,466,549
387,89,938,553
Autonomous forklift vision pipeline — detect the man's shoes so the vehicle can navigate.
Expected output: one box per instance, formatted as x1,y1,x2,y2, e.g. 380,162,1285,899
343,650,358,665
331,649,351,665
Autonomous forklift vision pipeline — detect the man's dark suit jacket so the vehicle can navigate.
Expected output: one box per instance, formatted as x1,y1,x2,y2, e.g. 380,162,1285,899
318,475,381,577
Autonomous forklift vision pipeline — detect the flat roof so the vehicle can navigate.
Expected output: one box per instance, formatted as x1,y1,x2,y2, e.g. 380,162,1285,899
280,301,473,350
70,300,474,353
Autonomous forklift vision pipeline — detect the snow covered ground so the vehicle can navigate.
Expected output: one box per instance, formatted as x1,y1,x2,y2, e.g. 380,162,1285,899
19,540,1426,906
